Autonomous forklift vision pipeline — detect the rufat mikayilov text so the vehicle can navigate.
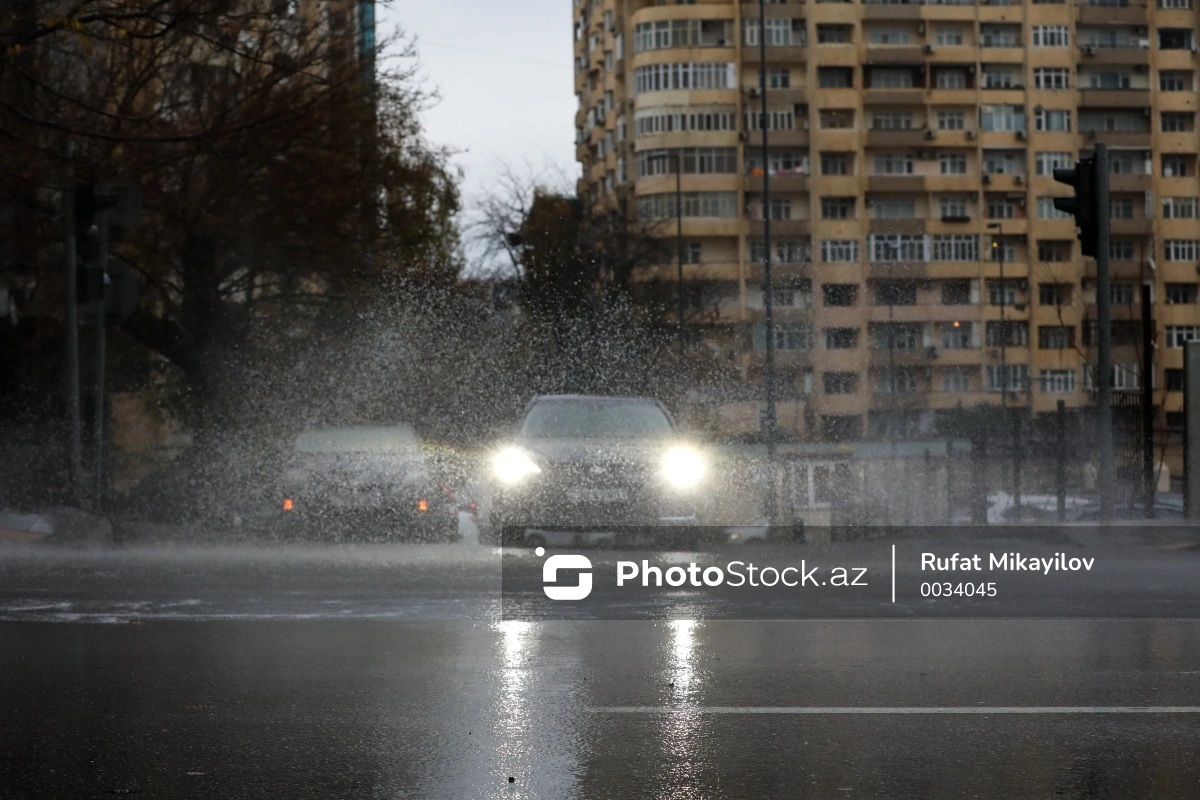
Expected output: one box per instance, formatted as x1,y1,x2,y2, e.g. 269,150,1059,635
922,552,1096,575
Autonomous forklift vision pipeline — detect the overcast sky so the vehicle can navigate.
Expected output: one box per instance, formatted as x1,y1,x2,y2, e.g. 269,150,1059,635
381,1,580,238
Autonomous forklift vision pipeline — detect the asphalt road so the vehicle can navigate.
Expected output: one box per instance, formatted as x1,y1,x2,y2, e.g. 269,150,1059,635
2,522,1200,799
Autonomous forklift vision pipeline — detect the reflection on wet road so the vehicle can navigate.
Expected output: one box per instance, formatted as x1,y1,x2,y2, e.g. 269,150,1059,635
2,543,1199,798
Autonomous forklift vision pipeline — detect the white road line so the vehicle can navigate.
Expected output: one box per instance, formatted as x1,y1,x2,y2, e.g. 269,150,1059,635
588,706,1200,715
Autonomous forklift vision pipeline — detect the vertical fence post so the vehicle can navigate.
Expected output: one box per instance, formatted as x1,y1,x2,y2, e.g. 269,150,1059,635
1141,284,1155,518
1184,341,1200,519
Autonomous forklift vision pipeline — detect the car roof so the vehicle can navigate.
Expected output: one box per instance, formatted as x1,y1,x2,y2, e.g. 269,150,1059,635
528,394,664,405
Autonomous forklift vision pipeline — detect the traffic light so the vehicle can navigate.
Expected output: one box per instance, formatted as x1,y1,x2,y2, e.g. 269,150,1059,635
71,184,142,322
1052,157,1100,258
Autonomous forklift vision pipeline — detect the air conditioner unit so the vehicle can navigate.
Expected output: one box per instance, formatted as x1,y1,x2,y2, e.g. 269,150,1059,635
1016,130,1027,140
1013,303,1026,312
966,130,976,140
925,129,937,140
748,87,761,98
739,131,749,142
982,174,992,185
1014,175,1024,185
924,43,935,54
1085,46,1096,56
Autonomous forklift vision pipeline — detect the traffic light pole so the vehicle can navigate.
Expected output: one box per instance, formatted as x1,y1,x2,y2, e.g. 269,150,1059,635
1095,143,1114,522
62,144,84,505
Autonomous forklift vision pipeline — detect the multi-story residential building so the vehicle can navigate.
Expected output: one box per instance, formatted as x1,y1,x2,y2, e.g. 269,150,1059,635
573,0,1200,446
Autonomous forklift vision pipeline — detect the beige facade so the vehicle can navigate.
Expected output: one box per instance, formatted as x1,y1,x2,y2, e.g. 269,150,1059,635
574,0,1200,445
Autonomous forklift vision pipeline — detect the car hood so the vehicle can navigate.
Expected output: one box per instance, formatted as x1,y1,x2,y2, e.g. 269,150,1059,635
517,438,679,466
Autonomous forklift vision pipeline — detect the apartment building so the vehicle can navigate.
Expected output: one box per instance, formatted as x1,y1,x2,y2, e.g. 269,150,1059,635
573,0,1200,443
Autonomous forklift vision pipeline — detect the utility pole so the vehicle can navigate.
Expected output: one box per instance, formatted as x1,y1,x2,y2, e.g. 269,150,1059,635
91,209,110,513
62,142,83,505
758,0,778,523
672,152,684,361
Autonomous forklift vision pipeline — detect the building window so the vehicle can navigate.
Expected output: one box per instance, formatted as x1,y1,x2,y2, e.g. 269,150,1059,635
932,234,978,261
987,364,1029,392
1110,282,1136,305
821,415,862,442
765,198,792,220
1040,370,1076,393
939,196,968,220
983,66,1019,89
872,111,913,130
874,154,913,175
818,67,853,88
936,27,964,45
868,27,911,45
1034,108,1071,132
636,192,738,220
823,372,859,395
874,283,919,307
937,111,965,130
873,321,922,348
876,370,919,395
1159,29,1195,50
823,285,859,307
683,242,702,264
1036,152,1073,176
763,68,791,88
1167,369,1185,392
987,196,1017,220
634,105,737,137
633,62,736,93
988,280,1020,306
1086,71,1132,90
986,320,1029,347
943,368,972,393
942,321,973,349
1160,71,1192,92
820,240,859,263
1032,25,1070,47
1033,68,1070,89
939,153,967,175
942,280,972,305
1163,197,1199,219
1109,239,1136,261
824,327,860,348
869,234,928,262
1039,326,1075,349
1166,283,1198,304
1167,325,1200,348
821,152,851,175
816,24,852,44
636,147,739,177
820,109,855,129
936,69,967,90
1162,112,1196,133
1037,241,1072,262
1165,240,1200,261
821,197,856,220
1163,155,1191,178
751,239,811,264
980,105,1025,132
1039,283,1071,305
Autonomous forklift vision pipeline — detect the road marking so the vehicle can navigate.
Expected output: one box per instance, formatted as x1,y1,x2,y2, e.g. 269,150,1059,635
588,706,1200,715
891,545,895,603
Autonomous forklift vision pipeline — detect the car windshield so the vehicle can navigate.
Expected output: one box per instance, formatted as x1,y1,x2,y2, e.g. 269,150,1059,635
520,400,674,439
293,426,419,454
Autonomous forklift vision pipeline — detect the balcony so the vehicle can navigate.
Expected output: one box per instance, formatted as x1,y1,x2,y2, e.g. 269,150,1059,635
870,347,939,367
867,174,925,192
1077,4,1150,26
1080,130,1152,148
862,88,926,105
1078,89,1152,108
749,218,811,238
867,219,926,235
982,173,1027,192
1077,45,1151,66
865,46,926,65
1109,217,1155,236
862,4,923,20
866,129,930,147
742,45,808,64
743,130,810,148
1109,174,1152,193
744,173,810,193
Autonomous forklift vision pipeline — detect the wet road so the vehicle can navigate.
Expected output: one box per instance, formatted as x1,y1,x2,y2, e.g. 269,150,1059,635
2,528,1200,798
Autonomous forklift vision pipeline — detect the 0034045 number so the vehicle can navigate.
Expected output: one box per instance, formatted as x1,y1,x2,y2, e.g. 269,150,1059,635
920,582,997,598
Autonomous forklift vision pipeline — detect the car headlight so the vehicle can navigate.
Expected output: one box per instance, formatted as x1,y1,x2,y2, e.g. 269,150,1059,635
662,446,705,489
492,446,542,486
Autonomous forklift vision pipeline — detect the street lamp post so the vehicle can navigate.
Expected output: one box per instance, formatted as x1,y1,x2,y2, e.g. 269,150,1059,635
989,220,1021,510
649,151,685,361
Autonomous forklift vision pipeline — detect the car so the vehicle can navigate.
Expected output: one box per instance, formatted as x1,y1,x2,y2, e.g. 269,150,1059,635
481,395,710,546
270,425,459,542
